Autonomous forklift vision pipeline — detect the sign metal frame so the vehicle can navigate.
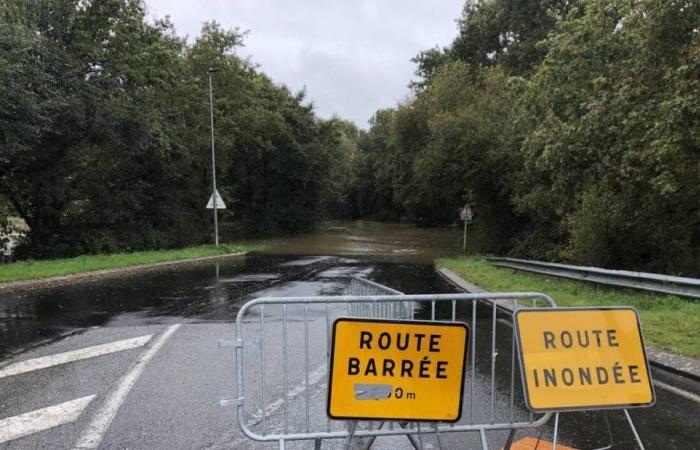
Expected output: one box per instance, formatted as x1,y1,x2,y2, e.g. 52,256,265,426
326,317,469,423
513,306,656,413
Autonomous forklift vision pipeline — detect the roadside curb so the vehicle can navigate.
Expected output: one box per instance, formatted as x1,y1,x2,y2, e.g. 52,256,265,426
436,267,700,382
437,268,517,313
0,252,247,292
645,348,700,382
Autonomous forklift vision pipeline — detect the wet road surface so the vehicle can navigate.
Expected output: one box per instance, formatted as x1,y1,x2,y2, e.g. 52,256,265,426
0,222,698,449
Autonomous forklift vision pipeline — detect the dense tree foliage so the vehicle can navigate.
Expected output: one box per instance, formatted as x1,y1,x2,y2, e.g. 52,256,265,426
2,0,698,275
0,0,346,258
346,0,700,276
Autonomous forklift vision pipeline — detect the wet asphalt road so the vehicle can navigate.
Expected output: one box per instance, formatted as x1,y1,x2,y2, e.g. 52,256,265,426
0,222,699,449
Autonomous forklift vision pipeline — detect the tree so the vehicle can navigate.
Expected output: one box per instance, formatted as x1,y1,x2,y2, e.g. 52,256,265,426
515,0,700,274
0,2,346,258
0,0,209,257
354,0,699,275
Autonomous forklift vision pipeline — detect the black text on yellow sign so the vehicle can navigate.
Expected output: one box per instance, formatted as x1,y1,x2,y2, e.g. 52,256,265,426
327,318,469,422
514,307,655,412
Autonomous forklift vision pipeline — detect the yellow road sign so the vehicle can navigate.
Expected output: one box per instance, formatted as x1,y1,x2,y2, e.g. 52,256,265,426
327,318,468,422
514,307,655,412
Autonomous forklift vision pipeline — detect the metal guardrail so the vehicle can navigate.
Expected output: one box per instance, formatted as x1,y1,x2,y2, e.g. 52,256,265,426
487,257,700,299
226,277,558,450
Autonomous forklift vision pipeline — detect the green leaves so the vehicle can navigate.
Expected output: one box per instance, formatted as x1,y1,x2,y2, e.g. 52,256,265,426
518,0,700,274
1,1,343,258
349,0,699,275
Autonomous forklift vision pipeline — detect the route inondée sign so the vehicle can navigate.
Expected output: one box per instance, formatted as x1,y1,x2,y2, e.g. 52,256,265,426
327,318,468,421
514,307,655,412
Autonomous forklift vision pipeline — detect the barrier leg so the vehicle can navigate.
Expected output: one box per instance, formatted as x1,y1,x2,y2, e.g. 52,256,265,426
479,429,489,450
503,428,517,450
406,432,422,450
398,422,421,450
362,421,382,450
343,421,358,450
592,411,614,450
432,422,444,450
533,426,545,449
416,423,424,449
623,409,646,450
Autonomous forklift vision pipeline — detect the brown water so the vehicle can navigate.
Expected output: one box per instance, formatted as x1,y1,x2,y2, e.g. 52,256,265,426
257,220,464,263
0,221,462,360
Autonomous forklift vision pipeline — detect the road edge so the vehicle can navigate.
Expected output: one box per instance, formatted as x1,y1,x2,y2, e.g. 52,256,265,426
0,252,247,292
436,267,700,383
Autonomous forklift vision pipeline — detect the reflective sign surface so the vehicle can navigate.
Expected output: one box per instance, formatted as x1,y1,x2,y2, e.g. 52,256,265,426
327,318,468,421
514,307,655,412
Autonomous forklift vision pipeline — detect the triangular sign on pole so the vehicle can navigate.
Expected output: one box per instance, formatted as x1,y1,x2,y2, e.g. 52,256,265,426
206,190,226,209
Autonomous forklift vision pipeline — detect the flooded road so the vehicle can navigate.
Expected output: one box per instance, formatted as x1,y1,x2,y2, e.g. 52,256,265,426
0,221,697,449
0,221,462,359
0,259,455,361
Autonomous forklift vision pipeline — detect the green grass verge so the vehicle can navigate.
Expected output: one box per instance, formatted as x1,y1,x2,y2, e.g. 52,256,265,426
0,243,265,283
437,257,700,359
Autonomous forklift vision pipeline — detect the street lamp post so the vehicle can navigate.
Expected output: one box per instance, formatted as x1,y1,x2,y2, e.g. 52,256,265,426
208,67,220,246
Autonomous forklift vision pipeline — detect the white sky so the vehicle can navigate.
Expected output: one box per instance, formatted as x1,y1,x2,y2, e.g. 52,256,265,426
145,0,464,127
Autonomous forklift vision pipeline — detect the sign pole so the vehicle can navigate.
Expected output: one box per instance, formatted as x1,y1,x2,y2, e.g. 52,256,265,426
460,203,472,253
208,68,219,247
463,220,467,253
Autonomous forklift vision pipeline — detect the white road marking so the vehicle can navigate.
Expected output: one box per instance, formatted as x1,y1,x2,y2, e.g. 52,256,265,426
250,364,328,424
0,395,95,444
654,379,700,404
0,335,153,379
227,364,328,447
74,324,181,449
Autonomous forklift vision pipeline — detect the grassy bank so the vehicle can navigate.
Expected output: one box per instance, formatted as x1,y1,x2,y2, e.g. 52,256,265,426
437,257,700,358
0,244,264,283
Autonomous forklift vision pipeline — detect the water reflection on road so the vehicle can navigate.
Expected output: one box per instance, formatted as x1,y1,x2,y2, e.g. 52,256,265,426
0,221,463,359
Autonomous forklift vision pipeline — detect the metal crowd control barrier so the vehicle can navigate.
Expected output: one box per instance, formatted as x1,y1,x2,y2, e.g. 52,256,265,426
223,277,557,449
346,276,414,320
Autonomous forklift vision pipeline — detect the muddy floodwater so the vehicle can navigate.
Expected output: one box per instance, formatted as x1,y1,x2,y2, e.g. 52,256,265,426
0,221,696,449
0,221,463,359
259,220,465,262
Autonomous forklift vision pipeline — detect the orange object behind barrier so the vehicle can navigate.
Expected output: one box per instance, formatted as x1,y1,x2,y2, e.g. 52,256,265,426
501,437,579,450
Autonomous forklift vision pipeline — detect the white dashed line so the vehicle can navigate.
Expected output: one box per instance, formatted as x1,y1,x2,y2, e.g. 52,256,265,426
228,364,328,447
0,335,153,379
250,364,328,424
0,395,95,444
653,379,700,404
74,324,181,449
